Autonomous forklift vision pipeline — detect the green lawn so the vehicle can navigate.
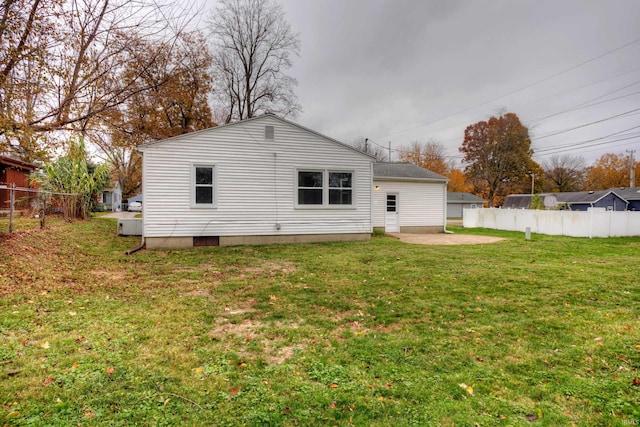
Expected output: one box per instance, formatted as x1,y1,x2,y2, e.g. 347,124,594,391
1,219,639,426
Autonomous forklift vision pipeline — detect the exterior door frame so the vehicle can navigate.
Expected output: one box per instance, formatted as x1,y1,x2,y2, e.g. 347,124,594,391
385,192,400,233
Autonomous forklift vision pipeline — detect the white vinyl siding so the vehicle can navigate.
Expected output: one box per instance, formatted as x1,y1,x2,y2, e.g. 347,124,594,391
373,180,446,228
140,116,372,238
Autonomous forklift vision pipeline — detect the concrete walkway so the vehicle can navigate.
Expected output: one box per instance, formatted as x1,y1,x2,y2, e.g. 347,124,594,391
388,233,504,245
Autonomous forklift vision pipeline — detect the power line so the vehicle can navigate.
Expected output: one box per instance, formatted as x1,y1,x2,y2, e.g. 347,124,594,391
375,35,640,139
534,134,640,157
527,79,640,125
534,107,640,140
534,124,640,154
411,64,640,147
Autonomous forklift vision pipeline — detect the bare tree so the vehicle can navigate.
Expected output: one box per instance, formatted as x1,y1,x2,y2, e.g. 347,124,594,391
0,0,199,161
542,154,586,192
351,137,387,162
207,0,301,123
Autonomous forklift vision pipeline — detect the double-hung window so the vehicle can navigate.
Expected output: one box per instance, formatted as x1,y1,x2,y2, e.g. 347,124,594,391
193,164,215,207
297,169,353,207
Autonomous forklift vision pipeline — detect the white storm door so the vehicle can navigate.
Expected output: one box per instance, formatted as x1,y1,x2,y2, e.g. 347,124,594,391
385,193,399,232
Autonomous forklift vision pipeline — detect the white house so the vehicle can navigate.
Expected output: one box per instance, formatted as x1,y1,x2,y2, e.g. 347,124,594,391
138,114,375,249
372,163,448,233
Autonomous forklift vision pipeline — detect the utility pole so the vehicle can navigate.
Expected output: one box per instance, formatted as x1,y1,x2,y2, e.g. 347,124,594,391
627,149,636,188
528,171,534,194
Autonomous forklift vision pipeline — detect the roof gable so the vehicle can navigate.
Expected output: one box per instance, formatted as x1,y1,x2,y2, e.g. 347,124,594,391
138,114,375,160
611,187,640,201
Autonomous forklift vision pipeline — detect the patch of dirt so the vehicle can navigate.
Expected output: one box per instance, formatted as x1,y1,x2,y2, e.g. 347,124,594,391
208,316,303,365
209,319,262,337
183,288,211,297
262,343,304,365
243,260,298,276
222,298,258,315
388,233,504,245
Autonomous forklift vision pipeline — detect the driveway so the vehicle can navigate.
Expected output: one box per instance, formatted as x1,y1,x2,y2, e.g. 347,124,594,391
388,233,504,245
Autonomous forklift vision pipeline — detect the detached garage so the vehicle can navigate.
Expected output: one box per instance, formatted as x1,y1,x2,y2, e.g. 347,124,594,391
372,163,448,233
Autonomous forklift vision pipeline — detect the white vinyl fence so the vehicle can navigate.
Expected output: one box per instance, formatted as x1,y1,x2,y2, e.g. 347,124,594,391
463,208,640,238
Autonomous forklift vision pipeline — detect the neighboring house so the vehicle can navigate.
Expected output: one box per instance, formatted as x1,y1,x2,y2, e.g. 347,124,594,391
447,192,485,218
100,182,122,212
0,155,37,210
502,194,535,209
503,190,628,211
138,114,376,249
372,162,448,233
611,187,640,211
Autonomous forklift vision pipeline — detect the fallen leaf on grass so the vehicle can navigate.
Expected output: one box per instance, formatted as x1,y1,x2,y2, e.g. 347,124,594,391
525,413,536,422
106,367,115,375
40,341,50,349
633,378,640,386
85,411,95,419
42,377,54,387
458,383,474,395
329,383,338,388
230,387,241,396
68,311,76,316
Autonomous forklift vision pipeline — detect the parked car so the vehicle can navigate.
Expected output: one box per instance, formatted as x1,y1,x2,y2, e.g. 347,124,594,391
128,201,142,212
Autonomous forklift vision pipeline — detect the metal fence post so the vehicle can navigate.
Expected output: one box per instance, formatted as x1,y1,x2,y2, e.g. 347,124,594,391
8,183,15,234
40,190,46,229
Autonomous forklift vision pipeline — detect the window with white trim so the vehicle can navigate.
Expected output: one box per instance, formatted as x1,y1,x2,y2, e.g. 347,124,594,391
193,165,215,207
297,170,353,207
298,171,323,205
328,172,352,205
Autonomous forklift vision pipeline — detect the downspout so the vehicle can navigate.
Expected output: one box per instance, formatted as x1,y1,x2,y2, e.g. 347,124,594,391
126,238,145,255
370,161,374,234
443,181,452,233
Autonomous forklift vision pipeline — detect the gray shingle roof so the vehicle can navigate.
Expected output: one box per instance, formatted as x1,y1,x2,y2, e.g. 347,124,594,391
610,187,640,201
447,192,485,203
502,194,534,209
373,162,448,181
550,190,615,204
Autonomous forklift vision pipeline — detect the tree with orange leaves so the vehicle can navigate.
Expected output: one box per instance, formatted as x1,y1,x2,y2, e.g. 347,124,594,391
447,168,473,193
397,140,449,176
585,153,639,190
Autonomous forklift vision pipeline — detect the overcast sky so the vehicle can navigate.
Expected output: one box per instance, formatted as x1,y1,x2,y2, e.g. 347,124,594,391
265,0,639,167
204,0,640,167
